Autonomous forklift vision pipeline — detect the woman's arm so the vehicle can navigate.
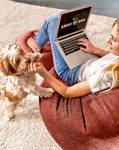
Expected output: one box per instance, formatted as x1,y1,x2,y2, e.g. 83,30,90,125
29,62,91,98
78,39,109,57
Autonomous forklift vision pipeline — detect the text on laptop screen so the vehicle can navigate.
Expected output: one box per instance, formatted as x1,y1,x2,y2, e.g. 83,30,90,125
57,6,91,38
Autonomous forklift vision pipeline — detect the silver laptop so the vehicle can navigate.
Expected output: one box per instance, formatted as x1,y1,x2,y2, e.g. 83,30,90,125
55,4,97,69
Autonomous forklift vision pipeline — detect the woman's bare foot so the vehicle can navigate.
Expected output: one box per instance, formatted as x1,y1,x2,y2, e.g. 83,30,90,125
27,37,41,53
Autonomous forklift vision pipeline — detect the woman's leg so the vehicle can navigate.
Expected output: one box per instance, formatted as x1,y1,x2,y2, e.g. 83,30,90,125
35,16,80,85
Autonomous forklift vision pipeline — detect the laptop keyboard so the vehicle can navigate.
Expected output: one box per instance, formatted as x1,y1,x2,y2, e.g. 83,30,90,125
59,34,88,55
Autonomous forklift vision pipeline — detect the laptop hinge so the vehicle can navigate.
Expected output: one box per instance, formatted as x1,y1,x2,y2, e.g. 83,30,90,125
57,30,85,41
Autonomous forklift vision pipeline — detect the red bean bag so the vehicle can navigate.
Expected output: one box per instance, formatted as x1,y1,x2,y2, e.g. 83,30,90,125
16,30,119,150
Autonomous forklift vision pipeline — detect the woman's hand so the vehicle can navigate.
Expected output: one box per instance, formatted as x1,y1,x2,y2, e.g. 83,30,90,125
78,39,96,54
28,62,46,76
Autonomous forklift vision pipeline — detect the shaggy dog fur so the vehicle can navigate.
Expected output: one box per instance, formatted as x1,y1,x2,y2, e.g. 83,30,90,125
0,44,54,120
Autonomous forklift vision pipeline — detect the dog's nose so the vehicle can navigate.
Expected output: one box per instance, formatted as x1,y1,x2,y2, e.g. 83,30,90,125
35,55,40,61
32,54,41,62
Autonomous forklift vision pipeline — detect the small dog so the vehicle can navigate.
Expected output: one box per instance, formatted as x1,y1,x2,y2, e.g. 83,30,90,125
0,44,54,120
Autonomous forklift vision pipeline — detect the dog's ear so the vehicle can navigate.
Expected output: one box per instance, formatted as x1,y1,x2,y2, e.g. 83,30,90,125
0,57,17,76
0,57,9,75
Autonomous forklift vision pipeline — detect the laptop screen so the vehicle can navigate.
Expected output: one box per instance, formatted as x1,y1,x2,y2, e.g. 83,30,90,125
57,6,92,38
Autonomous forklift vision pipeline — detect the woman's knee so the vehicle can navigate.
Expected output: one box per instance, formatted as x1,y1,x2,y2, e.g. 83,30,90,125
45,16,59,41
45,16,58,24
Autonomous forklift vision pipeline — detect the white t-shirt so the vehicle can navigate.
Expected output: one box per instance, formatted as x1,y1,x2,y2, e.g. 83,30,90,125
78,53,119,93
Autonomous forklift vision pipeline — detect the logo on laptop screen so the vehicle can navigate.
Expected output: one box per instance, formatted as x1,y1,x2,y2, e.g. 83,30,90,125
61,17,86,29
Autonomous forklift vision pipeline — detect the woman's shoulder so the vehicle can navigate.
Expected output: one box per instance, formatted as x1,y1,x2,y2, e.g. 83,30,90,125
99,52,119,61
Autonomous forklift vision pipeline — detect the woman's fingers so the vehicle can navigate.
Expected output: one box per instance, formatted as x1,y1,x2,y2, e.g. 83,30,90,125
28,62,36,71
28,62,33,71
28,62,43,72
80,47,87,51
77,39,88,47
78,38,87,43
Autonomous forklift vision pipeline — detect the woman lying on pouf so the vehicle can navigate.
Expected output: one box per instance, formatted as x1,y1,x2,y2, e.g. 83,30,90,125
28,17,119,98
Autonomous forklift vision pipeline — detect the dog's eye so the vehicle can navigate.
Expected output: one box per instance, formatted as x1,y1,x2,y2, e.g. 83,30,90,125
25,59,31,64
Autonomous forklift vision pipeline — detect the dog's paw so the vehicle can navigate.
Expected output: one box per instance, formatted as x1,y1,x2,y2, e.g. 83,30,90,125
39,88,54,98
44,88,54,98
3,114,15,122
4,111,15,121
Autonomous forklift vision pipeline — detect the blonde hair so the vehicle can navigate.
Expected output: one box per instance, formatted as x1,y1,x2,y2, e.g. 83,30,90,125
112,18,119,31
102,58,119,90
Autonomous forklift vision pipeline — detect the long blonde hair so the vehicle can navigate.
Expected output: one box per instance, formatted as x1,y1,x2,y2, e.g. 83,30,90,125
102,58,119,90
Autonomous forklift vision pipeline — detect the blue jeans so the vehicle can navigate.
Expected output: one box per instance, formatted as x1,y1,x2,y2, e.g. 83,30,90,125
35,16,80,85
